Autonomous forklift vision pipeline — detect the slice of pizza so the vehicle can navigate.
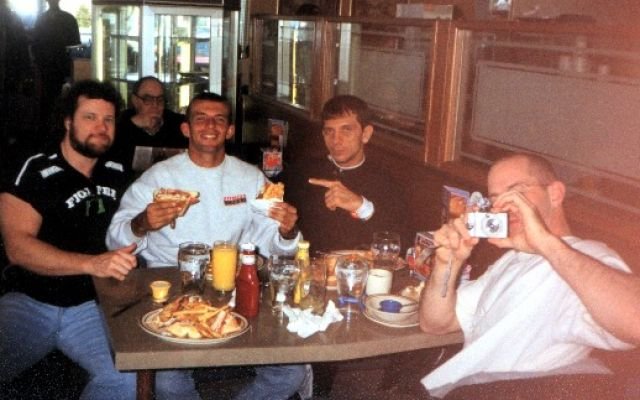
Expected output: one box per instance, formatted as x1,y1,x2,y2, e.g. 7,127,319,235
153,188,200,216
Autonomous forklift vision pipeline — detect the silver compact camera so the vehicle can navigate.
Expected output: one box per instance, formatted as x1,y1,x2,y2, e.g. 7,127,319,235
466,212,508,239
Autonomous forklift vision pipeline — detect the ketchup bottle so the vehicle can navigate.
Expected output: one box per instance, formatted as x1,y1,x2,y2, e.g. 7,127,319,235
235,243,260,318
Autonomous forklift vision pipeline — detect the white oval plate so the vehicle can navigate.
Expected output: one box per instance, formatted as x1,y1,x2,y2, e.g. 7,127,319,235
139,309,249,345
363,309,419,328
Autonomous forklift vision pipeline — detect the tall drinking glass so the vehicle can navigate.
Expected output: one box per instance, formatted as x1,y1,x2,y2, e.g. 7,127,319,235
298,256,327,314
212,240,238,294
335,255,369,315
178,241,211,294
268,255,300,319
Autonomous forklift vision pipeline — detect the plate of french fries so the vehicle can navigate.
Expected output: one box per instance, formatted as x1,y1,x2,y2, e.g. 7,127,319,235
139,295,249,345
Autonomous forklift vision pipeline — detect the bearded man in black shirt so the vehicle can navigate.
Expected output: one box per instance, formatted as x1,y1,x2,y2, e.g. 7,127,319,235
0,80,200,399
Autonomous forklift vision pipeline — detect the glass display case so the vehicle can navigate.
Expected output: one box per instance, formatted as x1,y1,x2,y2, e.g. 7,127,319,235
251,16,438,141
92,1,239,114
254,18,317,111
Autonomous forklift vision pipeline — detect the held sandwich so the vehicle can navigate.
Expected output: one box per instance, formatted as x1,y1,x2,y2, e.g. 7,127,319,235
153,188,200,216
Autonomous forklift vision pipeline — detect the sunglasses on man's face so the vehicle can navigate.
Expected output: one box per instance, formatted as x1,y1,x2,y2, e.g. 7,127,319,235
134,93,165,106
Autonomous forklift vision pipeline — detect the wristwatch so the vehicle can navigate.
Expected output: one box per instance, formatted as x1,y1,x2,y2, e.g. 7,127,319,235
280,225,300,240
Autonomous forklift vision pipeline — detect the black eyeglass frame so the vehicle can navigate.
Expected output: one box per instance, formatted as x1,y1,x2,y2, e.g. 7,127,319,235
133,93,165,106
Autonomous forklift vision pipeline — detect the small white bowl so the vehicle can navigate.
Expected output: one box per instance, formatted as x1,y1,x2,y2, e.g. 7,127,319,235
365,295,418,324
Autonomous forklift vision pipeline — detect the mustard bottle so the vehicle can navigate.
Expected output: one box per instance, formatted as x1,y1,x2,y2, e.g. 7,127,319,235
293,240,310,304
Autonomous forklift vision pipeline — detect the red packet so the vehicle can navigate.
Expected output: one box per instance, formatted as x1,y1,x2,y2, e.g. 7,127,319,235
262,148,282,178
408,231,436,280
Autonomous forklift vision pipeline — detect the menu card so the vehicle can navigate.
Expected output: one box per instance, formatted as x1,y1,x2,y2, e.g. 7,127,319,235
132,146,186,172
441,185,470,223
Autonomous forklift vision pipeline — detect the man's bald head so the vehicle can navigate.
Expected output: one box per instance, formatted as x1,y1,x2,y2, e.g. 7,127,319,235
491,153,558,186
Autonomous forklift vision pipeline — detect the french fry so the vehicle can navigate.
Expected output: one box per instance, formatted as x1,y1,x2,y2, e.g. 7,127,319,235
197,305,229,323
194,321,221,338
159,296,186,321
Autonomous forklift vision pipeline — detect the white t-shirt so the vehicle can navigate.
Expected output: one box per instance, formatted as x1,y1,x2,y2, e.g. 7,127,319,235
107,153,299,266
422,237,634,398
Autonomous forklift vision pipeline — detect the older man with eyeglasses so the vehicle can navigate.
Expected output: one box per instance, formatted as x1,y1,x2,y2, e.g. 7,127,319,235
108,76,188,171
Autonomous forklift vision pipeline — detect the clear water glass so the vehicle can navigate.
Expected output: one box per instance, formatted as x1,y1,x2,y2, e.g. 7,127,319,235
335,255,369,314
178,241,211,294
268,255,300,318
371,231,401,269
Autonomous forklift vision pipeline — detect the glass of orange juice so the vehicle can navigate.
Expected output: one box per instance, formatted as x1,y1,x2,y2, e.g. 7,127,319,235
212,240,238,294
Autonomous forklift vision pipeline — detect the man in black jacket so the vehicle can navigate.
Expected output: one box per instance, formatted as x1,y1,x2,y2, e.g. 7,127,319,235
286,95,411,252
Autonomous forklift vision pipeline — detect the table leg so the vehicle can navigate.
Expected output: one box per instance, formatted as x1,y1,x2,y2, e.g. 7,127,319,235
136,370,155,400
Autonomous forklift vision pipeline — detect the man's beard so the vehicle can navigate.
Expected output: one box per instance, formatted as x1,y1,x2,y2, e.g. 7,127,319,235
69,124,112,158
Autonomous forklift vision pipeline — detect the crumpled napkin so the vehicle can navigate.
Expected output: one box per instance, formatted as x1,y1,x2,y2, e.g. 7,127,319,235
282,300,343,338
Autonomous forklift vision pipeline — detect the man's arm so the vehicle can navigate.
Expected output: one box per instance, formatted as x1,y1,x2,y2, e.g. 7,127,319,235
106,177,182,249
541,237,640,345
492,191,640,345
419,218,478,334
0,193,137,280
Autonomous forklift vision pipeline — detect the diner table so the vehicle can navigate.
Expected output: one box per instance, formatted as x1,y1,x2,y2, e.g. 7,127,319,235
94,267,463,400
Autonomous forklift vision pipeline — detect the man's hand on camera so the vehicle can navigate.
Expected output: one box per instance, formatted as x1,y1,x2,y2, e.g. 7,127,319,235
489,190,553,253
433,217,478,266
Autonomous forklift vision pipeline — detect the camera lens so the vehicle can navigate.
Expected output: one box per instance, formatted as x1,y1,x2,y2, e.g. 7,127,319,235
484,217,501,233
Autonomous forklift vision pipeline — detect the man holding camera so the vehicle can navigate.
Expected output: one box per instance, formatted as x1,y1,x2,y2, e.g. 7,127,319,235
419,153,640,399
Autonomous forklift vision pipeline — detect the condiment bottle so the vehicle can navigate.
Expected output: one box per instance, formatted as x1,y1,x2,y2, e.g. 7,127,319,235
235,243,260,318
293,240,310,304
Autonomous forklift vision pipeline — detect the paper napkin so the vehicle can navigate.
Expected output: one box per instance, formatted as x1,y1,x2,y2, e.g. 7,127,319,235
282,300,344,338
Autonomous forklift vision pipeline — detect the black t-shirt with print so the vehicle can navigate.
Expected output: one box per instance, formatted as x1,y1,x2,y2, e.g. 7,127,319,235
2,147,130,307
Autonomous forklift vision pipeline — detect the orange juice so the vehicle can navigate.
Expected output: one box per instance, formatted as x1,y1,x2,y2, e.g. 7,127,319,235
212,241,238,292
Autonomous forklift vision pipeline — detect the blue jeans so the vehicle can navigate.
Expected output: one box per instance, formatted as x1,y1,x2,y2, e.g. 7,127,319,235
0,292,200,400
233,364,308,400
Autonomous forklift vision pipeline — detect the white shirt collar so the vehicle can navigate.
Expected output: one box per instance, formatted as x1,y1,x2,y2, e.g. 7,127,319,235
327,154,365,172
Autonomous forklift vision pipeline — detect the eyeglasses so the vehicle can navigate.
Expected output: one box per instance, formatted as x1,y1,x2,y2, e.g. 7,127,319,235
134,93,165,106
